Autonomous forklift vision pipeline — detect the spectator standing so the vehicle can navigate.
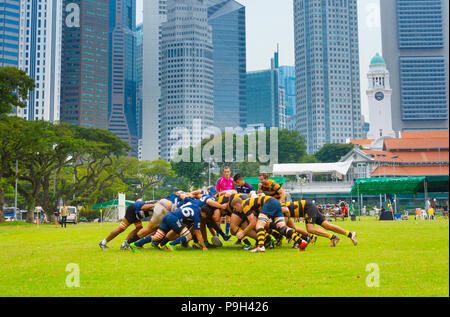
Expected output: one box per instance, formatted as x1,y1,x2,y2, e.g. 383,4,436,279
60,205,69,228
54,207,60,227
443,202,449,218
215,166,235,237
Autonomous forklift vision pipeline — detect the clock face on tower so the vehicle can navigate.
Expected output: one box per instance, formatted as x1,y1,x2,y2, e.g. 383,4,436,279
375,91,385,101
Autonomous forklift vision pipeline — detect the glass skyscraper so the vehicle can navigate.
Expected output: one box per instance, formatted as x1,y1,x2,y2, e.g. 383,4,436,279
108,0,138,157
278,65,296,117
159,0,214,160
293,0,363,153
380,0,449,131
16,0,62,122
0,0,20,68
61,0,110,129
207,0,247,130
247,52,285,129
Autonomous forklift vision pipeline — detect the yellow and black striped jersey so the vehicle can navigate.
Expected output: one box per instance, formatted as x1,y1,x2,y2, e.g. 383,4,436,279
282,200,307,218
216,193,248,216
238,196,276,217
259,179,282,199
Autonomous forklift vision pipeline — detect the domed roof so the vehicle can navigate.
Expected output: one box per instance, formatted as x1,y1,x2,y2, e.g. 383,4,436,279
370,53,385,66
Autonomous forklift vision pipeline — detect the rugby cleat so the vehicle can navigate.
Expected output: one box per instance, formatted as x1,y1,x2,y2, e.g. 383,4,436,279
120,242,129,251
330,236,341,247
166,244,175,251
250,246,266,253
350,232,358,246
129,242,138,252
275,236,284,247
98,242,109,251
223,234,232,241
242,244,254,251
298,240,308,252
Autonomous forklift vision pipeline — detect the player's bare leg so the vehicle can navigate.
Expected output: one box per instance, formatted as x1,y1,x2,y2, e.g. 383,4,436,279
99,218,132,250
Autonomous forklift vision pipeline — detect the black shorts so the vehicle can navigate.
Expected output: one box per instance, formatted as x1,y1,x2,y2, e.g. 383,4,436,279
201,205,215,218
232,212,247,226
124,205,138,224
304,201,326,226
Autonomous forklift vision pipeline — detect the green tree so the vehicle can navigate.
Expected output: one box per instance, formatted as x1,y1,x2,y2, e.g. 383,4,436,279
0,67,35,117
314,143,355,163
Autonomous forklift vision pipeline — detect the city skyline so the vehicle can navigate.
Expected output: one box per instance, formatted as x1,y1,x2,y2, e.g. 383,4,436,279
137,0,382,122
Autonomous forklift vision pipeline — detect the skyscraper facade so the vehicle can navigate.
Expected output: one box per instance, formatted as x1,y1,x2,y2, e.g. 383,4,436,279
16,0,62,122
278,65,295,117
141,0,166,161
0,0,20,68
380,0,449,131
159,0,214,160
108,0,137,157
293,0,363,153
246,51,285,129
136,23,143,160
60,0,110,130
207,0,246,130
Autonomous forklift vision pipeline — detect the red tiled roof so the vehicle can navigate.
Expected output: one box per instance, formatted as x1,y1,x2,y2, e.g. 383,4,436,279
362,150,449,162
401,130,449,139
371,165,449,177
384,138,449,150
350,139,374,145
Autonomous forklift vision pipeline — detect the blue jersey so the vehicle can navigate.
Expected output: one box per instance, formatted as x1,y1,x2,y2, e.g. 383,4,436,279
133,201,156,220
236,182,255,194
172,195,214,230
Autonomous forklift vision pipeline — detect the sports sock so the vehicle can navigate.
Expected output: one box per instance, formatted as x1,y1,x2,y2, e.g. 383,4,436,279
134,236,153,248
242,238,251,246
170,236,188,246
225,223,230,235
256,228,266,248
345,231,352,238
159,236,169,247
329,234,336,240
101,239,107,245
308,233,314,238
127,234,140,244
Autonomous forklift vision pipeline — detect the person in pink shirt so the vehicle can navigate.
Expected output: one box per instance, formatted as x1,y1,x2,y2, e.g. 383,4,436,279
215,166,235,193
215,166,235,237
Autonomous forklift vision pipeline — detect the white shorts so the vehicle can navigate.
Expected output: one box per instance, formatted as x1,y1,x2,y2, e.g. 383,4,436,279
151,203,170,225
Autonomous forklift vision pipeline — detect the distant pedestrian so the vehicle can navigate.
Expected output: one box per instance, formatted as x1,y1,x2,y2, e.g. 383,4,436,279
54,207,60,228
60,205,69,228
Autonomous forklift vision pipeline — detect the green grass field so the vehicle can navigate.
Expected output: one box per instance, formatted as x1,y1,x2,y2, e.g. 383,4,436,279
0,217,448,297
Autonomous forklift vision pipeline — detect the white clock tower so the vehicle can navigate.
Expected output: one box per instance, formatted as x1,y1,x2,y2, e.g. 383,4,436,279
366,53,395,139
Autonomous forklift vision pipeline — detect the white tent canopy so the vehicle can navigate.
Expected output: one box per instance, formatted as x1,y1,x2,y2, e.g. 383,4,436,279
272,161,353,177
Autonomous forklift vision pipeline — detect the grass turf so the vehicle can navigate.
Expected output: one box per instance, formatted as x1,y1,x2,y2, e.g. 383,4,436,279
0,217,448,297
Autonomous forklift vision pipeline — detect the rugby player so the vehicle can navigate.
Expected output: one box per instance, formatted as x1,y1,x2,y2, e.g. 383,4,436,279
230,196,308,253
98,200,156,251
282,200,358,247
130,193,226,251
257,173,286,203
233,174,256,195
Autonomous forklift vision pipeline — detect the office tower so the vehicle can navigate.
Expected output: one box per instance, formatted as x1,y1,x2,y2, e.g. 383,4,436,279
159,0,214,160
141,0,166,161
278,66,296,117
246,51,284,129
207,0,247,130
293,0,363,153
60,0,110,129
380,0,449,131
16,0,62,122
136,23,143,148
108,0,138,157
279,65,296,130
0,0,20,68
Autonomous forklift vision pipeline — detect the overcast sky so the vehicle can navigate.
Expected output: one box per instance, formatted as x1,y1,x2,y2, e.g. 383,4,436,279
136,0,382,122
